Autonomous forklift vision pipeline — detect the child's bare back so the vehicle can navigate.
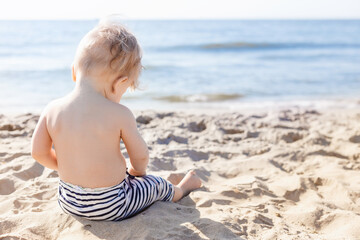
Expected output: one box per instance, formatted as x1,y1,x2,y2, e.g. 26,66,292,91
31,18,201,221
41,88,132,188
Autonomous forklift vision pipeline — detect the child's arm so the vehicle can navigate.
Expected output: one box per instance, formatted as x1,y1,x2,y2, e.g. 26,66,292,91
120,107,149,176
31,107,58,171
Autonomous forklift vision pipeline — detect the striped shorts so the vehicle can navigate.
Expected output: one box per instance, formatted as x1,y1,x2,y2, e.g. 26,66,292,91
57,173,175,221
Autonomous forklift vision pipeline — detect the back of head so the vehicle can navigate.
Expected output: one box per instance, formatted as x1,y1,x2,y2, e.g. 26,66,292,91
74,17,142,90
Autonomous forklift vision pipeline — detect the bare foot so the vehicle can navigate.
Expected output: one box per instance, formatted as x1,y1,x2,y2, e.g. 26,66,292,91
172,170,202,202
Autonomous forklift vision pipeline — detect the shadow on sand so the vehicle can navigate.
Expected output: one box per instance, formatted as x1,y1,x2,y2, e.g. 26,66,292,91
63,194,244,240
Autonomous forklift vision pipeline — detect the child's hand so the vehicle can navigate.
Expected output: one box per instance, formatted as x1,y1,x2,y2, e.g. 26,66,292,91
128,166,146,177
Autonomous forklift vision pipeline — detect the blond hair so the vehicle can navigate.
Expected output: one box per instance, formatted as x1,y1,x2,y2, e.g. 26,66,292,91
73,20,142,90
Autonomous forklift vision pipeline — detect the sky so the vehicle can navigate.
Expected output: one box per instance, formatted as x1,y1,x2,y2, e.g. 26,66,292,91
0,0,359,20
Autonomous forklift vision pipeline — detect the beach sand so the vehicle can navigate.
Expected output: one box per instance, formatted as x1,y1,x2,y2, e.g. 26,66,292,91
1,103,360,239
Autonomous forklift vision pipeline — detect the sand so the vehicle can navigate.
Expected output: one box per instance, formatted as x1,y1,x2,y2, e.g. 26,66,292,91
1,103,360,240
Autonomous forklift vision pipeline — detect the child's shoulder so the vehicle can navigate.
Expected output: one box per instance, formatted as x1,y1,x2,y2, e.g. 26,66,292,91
96,101,138,130
41,97,64,117
44,95,74,114
108,102,137,125
42,96,136,127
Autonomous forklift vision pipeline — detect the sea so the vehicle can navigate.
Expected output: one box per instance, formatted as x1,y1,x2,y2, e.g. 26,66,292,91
0,20,359,113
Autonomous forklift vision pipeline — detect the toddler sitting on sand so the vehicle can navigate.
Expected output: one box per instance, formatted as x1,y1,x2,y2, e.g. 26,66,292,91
31,19,201,221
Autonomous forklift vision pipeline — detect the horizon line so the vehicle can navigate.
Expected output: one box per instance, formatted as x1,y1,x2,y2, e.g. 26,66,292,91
0,18,359,21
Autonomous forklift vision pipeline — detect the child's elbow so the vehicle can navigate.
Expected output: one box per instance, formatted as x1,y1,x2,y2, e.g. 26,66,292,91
31,149,42,161
31,145,46,161
31,144,37,159
144,148,150,163
139,149,149,167
30,140,40,160
136,149,149,169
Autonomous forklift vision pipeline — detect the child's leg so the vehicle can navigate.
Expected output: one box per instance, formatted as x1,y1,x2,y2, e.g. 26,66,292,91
172,170,202,202
118,171,201,220
119,174,174,220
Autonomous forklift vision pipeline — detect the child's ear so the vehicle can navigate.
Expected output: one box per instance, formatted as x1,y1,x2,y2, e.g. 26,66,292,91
71,64,76,82
112,76,128,93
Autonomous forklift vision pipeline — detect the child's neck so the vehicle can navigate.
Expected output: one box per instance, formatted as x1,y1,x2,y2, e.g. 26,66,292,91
73,77,107,99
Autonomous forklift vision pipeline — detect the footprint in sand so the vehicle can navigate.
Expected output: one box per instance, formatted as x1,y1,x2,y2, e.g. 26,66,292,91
4,152,31,162
0,220,18,235
163,149,209,161
309,137,331,146
253,213,274,227
283,189,302,202
47,170,59,178
220,127,244,135
281,132,303,143
156,112,174,119
136,115,153,124
20,114,39,125
210,151,235,159
188,120,206,132
13,162,44,181
243,147,271,157
13,198,47,213
306,150,348,160
0,178,16,195
31,189,57,200
149,157,176,171
241,114,267,124
0,164,22,174
244,181,276,198
221,189,248,199
279,110,299,122
197,198,233,207
13,199,26,211
247,131,260,139
349,135,360,143
0,124,24,131
157,133,188,144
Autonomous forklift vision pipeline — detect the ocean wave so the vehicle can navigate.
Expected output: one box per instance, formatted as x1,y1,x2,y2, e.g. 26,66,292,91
156,42,360,52
153,93,243,102
0,68,70,74
201,42,269,49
